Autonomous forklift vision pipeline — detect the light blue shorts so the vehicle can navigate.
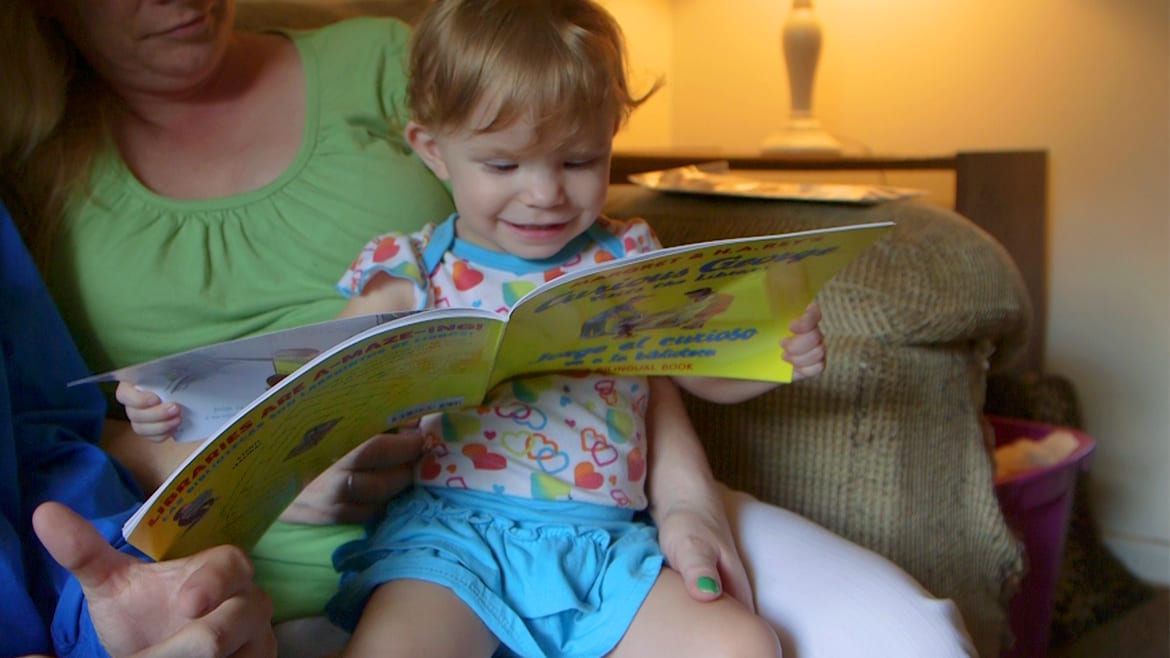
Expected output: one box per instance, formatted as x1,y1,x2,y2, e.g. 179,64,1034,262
326,486,663,658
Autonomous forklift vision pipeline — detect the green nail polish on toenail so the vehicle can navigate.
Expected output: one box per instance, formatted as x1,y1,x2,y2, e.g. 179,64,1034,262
697,576,720,594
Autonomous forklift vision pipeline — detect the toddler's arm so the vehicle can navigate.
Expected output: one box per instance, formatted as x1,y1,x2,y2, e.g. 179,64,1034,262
115,271,418,441
645,377,755,608
338,271,418,318
673,303,824,404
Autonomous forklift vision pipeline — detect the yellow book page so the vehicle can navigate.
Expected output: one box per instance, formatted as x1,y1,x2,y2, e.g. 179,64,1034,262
127,311,502,560
491,222,892,385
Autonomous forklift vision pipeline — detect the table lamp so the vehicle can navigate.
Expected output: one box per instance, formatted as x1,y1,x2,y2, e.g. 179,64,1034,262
761,0,843,155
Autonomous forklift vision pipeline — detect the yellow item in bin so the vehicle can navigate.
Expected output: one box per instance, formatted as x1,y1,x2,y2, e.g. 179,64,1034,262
994,429,1080,481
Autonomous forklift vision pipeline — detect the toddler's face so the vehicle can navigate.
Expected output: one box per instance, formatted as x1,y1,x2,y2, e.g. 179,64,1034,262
416,109,614,261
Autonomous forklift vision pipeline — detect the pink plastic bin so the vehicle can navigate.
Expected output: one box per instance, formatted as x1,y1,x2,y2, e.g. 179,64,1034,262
989,415,1096,658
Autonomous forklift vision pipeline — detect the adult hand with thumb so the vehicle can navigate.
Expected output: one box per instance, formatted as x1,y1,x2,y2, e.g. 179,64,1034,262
32,502,276,658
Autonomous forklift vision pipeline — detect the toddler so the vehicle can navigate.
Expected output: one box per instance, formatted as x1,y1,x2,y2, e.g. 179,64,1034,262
323,1,821,656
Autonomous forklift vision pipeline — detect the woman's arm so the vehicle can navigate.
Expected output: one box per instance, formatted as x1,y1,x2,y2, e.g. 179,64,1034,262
101,416,422,525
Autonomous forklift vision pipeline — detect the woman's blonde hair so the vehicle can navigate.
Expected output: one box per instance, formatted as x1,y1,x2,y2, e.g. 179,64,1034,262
408,0,658,141
0,0,107,264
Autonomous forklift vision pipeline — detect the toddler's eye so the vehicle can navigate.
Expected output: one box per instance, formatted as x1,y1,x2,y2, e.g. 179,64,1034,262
485,161,517,172
564,158,598,169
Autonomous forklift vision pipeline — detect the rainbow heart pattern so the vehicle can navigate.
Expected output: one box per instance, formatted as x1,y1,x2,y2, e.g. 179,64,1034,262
531,472,572,500
605,408,634,444
382,216,662,510
419,455,441,481
627,447,646,482
372,237,400,261
502,280,536,306
452,260,484,290
462,444,506,470
574,462,605,490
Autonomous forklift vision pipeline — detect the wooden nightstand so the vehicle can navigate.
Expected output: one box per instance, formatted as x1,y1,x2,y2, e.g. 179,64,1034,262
610,149,1049,371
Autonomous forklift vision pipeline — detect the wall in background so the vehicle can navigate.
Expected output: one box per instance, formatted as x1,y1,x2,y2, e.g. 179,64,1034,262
595,0,674,147
605,0,1170,584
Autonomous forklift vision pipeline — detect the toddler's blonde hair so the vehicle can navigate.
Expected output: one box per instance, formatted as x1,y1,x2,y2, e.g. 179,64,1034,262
407,0,656,141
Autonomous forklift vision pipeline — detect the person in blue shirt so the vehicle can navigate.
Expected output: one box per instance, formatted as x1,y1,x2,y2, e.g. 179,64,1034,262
0,199,277,658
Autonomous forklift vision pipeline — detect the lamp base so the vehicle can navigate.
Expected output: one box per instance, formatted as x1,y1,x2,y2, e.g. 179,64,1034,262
761,117,843,155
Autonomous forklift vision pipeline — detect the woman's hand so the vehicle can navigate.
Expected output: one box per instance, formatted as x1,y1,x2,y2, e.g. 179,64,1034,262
33,502,276,658
100,418,423,525
278,429,425,525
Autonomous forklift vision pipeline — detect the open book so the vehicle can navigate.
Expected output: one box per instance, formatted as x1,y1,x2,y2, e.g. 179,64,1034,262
86,221,892,560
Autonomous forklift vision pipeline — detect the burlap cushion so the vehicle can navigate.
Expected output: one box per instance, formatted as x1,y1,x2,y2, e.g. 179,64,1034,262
605,185,1030,657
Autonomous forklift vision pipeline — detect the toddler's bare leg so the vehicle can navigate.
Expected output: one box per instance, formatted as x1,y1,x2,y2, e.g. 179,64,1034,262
608,568,782,658
342,578,499,658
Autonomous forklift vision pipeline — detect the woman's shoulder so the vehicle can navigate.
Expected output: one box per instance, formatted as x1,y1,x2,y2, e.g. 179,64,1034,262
291,15,412,53
290,16,412,97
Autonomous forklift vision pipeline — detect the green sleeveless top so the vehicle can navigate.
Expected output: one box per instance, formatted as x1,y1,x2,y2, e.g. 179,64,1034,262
46,17,454,622
49,17,454,375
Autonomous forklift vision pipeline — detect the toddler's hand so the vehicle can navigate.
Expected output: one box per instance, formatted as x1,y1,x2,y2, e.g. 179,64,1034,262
655,497,755,610
116,381,182,442
782,303,825,381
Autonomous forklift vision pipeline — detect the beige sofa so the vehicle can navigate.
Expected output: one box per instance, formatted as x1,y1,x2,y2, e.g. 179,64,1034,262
241,3,1031,655
606,185,1028,657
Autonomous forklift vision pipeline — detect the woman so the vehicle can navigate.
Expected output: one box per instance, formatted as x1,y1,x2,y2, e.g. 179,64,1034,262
3,0,451,625
0,1,974,655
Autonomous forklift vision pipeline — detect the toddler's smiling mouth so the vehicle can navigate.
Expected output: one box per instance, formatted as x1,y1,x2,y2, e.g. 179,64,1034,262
502,219,573,235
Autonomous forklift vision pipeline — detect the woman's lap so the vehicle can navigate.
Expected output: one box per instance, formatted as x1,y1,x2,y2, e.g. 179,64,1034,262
275,486,977,657
721,485,976,657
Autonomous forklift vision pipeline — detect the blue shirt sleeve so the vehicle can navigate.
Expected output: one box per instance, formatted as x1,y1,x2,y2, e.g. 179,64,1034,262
1,200,145,658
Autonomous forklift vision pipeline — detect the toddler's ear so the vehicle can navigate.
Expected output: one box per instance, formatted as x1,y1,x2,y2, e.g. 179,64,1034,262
404,121,449,180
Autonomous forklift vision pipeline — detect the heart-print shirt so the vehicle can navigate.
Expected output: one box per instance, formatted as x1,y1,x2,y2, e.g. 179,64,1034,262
338,214,661,509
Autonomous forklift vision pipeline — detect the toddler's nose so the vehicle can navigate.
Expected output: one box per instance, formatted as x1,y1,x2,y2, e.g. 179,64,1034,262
524,170,565,207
